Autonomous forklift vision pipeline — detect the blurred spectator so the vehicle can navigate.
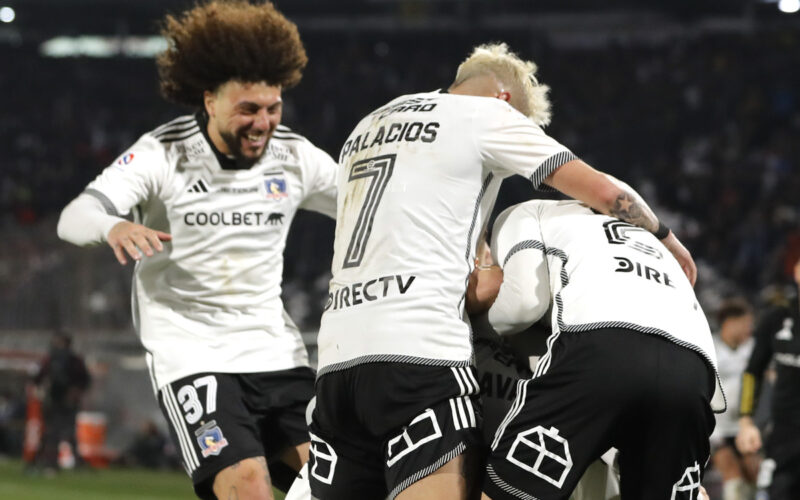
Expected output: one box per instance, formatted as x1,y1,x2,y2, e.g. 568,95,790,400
736,259,800,500
117,419,174,470
32,332,91,471
710,298,759,500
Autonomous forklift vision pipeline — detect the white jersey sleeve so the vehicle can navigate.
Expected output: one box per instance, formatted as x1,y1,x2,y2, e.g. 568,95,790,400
82,134,169,217
57,194,126,246
297,141,338,218
488,206,552,335
476,100,576,189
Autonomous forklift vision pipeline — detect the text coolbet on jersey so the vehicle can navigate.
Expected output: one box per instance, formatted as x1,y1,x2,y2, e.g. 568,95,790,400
83,115,337,390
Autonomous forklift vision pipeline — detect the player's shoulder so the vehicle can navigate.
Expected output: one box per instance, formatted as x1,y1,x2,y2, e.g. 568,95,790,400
147,114,202,145
273,124,311,144
496,199,566,226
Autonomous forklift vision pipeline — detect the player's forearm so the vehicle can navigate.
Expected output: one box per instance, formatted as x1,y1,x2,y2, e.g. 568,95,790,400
546,160,661,235
488,253,549,335
57,194,126,246
600,174,660,234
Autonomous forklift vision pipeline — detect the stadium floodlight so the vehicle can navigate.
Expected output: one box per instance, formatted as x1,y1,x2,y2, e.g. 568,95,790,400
0,6,15,23
39,35,168,58
778,0,800,12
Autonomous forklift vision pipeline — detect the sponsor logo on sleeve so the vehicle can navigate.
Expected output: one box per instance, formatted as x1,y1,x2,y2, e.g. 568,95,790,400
116,153,135,166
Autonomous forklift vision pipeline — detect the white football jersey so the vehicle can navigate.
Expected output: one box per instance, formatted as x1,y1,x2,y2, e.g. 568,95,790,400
711,336,754,438
82,114,337,390
317,90,576,375
490,200,725,411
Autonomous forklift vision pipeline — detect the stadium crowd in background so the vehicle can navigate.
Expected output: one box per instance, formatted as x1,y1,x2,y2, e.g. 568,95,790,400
736,258,800,500
3,31,799,334
710,299,759,500
0,2,798,500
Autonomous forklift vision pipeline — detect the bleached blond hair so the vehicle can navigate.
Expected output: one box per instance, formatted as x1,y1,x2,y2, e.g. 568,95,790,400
452,43,552,126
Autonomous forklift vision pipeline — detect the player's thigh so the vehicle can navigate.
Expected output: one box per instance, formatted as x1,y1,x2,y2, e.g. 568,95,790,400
382,394,484,499
158,372,264,499
241,368,315,464
395,445,483,500
307,370,386,500
711,444,744,481
307,426,387,500
570,457,620,500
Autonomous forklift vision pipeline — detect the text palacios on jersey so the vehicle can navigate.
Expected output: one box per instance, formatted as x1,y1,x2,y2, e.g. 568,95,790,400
339,121,440,162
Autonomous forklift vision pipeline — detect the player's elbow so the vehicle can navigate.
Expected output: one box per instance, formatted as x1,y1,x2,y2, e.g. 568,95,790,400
56,208,74,243
490,296,547,336
57,201,91,246
593,180,624,214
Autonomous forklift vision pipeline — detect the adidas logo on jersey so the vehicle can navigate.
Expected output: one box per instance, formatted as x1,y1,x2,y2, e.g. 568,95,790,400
187,179,209,193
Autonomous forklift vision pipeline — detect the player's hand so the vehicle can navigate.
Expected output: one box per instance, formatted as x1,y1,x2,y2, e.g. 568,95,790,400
466,264,503,315
699,485,710,500
107,221,172,265
735,418,762,454
660,231,697,286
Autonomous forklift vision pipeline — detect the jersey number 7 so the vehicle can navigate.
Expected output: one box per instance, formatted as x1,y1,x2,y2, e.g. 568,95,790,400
343,154,396,269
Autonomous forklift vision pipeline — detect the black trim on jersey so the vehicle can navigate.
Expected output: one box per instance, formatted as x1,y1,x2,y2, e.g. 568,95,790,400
195,111,253,171
159,130,201,144
317,354,472,378
457,173,494,313
272,134,304,141
529,150,577,192
152,115,196,136
503,237,727,413
274,125,305,141
84,188,119,216
155,122,200,139
503,239,546,267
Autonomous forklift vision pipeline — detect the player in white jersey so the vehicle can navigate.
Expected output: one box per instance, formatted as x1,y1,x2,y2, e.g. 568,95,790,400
709,299,758,500
57,3,336,499
470,200,724,500
309,43,697,499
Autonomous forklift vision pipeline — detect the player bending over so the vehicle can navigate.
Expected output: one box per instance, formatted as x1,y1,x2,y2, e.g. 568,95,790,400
471,200,723,500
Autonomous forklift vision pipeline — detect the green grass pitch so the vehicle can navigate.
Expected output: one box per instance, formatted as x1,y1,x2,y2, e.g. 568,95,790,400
0,459,285,500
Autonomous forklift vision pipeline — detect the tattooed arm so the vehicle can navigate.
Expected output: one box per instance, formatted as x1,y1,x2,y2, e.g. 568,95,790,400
544,159,697,285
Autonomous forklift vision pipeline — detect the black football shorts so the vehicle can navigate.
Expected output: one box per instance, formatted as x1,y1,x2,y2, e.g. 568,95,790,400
308,362,484,499
157,367,314,499
485,328,716,500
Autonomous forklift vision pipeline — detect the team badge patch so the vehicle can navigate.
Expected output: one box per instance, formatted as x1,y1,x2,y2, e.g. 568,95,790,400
116,153,135,166
195,420,229,458
264,177,288,200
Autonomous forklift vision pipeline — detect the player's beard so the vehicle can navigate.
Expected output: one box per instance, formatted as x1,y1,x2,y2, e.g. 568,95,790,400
218,128,270,168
